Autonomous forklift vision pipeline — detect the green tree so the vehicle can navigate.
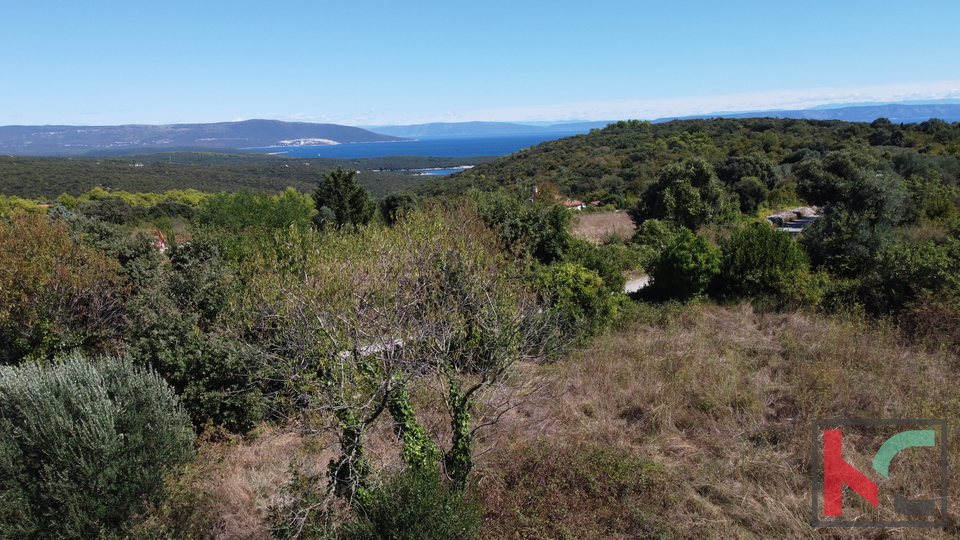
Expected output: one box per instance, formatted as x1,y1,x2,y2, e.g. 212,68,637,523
196,188,314,232
241,207,562,514
0,213,128,365
795,151,911,276
628,158,732,231
472,190,572,265
648,228,721,301
312,167,375,229
379,190,422,225
715,153,780,189
74,196,143,225
731,176,769,215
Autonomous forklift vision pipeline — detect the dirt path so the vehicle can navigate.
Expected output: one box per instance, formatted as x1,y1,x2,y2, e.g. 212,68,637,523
624,276,650,293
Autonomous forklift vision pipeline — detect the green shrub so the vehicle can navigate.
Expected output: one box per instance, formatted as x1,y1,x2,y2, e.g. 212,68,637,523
563,238,627,294
799,206,896,277
270,467,480,540
0,353,195,539
630,217,677,246
731,176,769,215
648,228,721,301
630,218,678,272
473,191,572,265
539,262,620,336
0,213,128,365
774,269,830,307
860,238,960,312
124,239,263,432
339,468,481,540
715,222,810,298
65,214,165,289
378,191,422,225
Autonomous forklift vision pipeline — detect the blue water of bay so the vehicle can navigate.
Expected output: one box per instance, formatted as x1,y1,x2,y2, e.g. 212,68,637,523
411,168,469,176
254,131,585,159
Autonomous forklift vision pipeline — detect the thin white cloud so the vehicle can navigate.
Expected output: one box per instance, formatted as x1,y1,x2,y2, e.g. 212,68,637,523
348,80,960,125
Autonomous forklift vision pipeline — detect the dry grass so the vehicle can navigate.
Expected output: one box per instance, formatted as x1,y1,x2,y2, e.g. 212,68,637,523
147,302,960,539
131,427,322,540
571,211,636,243
135,399,459,539
475,302,960,539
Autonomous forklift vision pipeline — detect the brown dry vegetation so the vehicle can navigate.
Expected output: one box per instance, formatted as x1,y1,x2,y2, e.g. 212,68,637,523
478,302,960,539
145,302,960,539
571,211,636,244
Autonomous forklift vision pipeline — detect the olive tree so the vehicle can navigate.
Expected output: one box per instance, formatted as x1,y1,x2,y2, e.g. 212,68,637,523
238,207,562,515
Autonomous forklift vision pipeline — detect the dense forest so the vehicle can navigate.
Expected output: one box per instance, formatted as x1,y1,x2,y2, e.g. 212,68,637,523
421,116,960,203
0,153,494,200
1,117,959,538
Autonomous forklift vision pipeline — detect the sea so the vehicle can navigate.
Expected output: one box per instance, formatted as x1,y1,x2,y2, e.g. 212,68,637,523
254,131,586,160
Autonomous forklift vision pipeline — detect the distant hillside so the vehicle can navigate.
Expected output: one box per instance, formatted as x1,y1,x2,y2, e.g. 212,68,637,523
0,120,409,156
656,104,960,124
417,117,960,201
364,121,613,138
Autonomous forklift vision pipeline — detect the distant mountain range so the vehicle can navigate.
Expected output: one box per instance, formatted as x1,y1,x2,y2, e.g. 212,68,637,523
361,104,960,137
0,119,407,156
654,103,960,124
361,121,614,138
3,103,959,157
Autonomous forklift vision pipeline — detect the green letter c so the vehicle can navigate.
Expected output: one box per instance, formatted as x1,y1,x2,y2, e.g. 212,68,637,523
872,430,935,479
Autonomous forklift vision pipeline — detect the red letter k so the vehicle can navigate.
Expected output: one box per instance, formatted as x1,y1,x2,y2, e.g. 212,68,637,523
823,430,879,516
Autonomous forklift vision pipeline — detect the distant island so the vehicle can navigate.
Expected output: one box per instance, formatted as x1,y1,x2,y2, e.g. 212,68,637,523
0,119,408,156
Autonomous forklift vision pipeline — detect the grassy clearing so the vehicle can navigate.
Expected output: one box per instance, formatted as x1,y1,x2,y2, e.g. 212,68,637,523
148,302,960,538
476,302,960,538
571,211,635,244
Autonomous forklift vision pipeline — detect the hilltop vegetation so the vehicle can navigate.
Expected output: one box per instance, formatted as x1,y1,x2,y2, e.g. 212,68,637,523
421,116,960,204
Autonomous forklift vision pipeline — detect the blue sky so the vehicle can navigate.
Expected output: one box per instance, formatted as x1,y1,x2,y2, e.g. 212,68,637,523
3,0,959,126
